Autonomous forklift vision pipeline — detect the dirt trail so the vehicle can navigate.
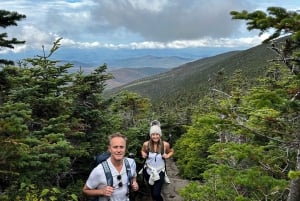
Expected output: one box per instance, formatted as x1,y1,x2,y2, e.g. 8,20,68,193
161,158,190,201
135,158,189,201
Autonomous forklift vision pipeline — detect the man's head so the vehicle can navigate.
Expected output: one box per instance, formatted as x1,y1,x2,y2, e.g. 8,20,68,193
108,132,127,161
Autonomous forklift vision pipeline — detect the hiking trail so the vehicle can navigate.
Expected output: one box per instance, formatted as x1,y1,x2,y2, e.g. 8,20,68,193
136,158,190,201
162,158,190,201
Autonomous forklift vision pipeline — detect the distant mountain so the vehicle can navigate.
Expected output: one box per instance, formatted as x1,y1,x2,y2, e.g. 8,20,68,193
106,67,168,89
103,55,194,88
1,47,239,69
2,46,252,93
51,54,194,81
108,55,193,68
63,55,193,88
107,39,282,108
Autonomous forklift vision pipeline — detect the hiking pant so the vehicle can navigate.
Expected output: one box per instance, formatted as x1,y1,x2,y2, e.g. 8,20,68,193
144,170,165,201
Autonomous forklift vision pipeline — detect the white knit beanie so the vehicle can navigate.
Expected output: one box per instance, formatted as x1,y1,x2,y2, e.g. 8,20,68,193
149,125,162,137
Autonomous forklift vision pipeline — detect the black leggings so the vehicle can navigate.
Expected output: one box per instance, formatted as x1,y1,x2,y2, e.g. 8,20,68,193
144,170,165,201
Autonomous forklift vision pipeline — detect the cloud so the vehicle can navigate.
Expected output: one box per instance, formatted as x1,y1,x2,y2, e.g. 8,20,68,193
1,0,299,53
97,34,269,50
88,0,254,42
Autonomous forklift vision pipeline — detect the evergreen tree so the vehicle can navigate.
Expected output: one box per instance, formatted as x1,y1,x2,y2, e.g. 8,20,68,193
231,7,300,201
69,64,114,155
0,10,26,65
109,90,152,156
230,7,300,75
177,6,300,201
0,39,83,201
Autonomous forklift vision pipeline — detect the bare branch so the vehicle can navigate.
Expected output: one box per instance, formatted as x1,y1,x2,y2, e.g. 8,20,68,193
210,88,232,98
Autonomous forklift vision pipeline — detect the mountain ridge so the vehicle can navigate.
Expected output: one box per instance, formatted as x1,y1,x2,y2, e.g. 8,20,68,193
108,55,194,68
106,40,279,108
2,47,239,69
106,67,168,89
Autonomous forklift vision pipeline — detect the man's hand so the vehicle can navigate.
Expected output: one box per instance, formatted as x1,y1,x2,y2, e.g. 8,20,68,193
102,185,114,196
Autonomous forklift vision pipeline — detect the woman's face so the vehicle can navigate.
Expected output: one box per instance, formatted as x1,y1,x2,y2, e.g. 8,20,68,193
150,133,161,142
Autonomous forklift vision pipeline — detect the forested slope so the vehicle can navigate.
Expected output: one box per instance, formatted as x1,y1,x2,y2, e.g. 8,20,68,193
108,40,278,109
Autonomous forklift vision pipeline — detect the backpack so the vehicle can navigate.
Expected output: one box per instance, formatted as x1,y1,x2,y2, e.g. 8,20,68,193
94,152,133,186
167,134,173,149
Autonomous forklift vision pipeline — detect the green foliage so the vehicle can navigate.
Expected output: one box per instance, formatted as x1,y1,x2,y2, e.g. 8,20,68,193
174,111,220,179
108,90,153,164
0,10,26,65
177,6,300,198
68,64,117,157
288,170,300,179
180,143,289,200
0,102,31,137
110,90,152,128
12,183,78,201
231,7,300,41
178,62,298,199
0,102,32,186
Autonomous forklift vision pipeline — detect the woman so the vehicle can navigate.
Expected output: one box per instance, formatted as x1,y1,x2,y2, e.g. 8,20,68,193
141,121,174,201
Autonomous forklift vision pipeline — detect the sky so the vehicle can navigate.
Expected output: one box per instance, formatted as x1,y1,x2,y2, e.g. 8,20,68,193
1,0,299,54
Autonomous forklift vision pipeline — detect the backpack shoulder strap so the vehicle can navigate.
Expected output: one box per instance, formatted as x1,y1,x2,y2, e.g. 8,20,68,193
161,140,165,154
102,158,132,186
161,141,167,173
124,158,132,184
101,160,113,186
146,140,150,153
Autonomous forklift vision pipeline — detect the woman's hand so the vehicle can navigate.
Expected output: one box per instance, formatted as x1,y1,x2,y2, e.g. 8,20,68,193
162,153,169,159
131,180,139,191
141,151,148,159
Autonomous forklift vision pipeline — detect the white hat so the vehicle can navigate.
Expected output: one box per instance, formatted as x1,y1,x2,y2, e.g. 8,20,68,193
150,125,162,136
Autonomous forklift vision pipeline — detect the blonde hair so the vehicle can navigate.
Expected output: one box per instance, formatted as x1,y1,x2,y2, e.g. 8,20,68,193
108,132,127,145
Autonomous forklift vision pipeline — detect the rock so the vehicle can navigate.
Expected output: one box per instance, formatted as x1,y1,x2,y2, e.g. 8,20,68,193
162,158,190,201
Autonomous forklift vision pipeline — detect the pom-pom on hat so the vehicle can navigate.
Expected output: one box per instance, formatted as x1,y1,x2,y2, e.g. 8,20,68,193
150,120,160,127
150,125,162,136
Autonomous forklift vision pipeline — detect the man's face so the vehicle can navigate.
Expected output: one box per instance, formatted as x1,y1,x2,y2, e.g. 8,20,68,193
109,137,126,161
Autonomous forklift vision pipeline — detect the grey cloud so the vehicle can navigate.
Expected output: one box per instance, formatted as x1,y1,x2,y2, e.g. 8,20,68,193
88,0,255,42
3,0,257,46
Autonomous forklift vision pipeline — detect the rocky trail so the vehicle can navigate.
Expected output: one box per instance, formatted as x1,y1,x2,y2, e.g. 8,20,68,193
135,158,190,201
162,158,190,201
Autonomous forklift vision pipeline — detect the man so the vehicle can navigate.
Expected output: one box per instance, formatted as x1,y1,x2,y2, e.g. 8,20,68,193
83,133,139,201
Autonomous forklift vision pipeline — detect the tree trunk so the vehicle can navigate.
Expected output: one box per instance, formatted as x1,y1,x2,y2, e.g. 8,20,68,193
287,148,300,201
